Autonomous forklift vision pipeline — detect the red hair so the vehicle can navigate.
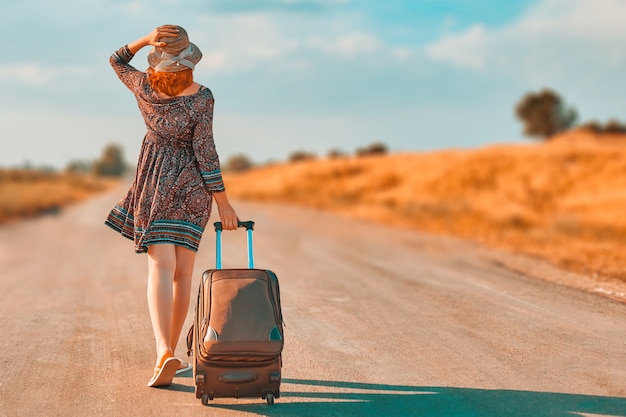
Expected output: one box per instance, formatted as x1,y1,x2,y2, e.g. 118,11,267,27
146,68,193,97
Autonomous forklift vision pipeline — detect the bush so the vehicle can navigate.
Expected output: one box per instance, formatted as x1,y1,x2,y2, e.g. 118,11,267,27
356,141,388,157
327,148,348,159
224,154,254,172
92,143,128,177
288,150,317,163
579,120,604,133
604,119,626,133
515,89,577,139
579,119,626,134
65,160,92,174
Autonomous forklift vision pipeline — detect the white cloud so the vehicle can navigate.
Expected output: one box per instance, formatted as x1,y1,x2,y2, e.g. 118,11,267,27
188,12,403,74
201,0,349,14
307,32,383,58
191,14,301,73
121,1,144,14
426,24,488,70
390,46,413,60
425,0,626,80
525,0,626,41
0,63,52,85
0,63,93,86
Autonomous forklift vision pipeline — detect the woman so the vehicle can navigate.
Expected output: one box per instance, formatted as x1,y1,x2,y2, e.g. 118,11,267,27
104,25,239,387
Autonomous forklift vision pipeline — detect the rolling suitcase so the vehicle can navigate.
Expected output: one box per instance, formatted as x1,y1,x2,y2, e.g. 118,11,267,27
186,221,284,405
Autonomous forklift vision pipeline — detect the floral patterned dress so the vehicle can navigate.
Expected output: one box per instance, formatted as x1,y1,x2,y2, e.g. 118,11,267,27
105,46,225,253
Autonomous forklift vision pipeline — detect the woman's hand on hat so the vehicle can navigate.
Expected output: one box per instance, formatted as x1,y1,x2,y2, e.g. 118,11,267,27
146,25,179,47
127,25,180,55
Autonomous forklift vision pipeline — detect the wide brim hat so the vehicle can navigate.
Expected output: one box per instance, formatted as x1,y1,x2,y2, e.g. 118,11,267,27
147,25,202,72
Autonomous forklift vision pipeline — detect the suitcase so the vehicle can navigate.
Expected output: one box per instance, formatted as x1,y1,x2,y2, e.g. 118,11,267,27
186,220,284,405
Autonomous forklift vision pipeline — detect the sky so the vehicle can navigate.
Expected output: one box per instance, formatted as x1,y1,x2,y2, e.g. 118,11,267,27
1,0,625,168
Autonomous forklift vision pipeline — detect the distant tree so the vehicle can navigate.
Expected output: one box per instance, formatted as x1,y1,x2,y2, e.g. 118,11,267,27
224,153,254,172
579,120,604,133
579,119,626,134
92,143,127,177
604,119,626,133
65,160,92,174
356,141,388,157
515,89,577,139
327,148,348,159
288,150,317,163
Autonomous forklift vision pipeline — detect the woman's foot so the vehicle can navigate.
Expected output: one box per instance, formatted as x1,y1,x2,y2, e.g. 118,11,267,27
175,359,192,375
148,356,181,387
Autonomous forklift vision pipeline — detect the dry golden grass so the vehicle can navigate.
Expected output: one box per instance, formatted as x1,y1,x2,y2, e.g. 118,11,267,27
0,170,119,224
224,130,626,282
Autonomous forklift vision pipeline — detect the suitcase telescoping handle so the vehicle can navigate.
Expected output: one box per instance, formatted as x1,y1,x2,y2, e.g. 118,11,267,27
213,221,255,269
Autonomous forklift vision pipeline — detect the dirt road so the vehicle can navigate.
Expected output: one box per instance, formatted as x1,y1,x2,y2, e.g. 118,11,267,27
0,185,625,417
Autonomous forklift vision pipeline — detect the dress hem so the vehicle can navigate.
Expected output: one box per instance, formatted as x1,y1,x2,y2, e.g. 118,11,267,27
105,207,203,253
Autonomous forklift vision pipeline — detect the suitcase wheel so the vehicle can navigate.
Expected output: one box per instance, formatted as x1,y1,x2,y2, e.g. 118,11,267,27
266,393,275,405
201,393,211,406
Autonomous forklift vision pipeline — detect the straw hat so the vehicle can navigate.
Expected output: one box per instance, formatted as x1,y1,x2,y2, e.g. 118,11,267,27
147,25,202,72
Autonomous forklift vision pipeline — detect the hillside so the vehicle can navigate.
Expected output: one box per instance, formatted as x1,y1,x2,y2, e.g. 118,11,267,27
224,130,626,288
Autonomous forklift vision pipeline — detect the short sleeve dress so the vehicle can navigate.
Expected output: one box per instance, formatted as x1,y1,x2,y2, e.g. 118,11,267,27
104,46,225,253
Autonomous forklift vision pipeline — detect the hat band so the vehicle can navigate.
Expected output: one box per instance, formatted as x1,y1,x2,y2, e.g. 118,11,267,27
154,46,195,71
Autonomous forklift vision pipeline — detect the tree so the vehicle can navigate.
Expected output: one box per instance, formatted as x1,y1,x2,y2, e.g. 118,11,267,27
515,89,577,139
604,119,626,134
224,153,254,172
356,141,388,157
92,143,128,177
65,159,91,174
327,148,348,159
288,150,317,162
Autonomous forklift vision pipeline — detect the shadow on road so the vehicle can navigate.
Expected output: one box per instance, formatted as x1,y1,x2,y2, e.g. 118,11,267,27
208,378,626,417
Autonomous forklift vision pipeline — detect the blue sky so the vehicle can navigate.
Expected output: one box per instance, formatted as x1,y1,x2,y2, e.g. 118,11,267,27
1,0,625,168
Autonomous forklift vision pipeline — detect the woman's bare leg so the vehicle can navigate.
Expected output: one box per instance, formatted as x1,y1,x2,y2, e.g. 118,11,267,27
146,244,177,368
170,246,196,356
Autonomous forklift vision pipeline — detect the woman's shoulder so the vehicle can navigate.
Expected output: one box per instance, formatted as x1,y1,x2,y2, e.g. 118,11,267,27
197,85,214,99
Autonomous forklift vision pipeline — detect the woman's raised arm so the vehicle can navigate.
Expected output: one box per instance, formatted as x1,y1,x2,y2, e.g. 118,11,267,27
127,25,180,55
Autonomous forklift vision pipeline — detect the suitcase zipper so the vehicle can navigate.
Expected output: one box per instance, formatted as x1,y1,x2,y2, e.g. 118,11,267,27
198,356,281,367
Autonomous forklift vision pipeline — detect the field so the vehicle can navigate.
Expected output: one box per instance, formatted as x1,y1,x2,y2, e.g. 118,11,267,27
3,130,625,292
224,130,626,286
0,169,119,224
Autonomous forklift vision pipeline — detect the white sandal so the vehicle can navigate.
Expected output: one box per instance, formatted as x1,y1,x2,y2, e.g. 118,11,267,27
175,359,192,375
148,357,181,387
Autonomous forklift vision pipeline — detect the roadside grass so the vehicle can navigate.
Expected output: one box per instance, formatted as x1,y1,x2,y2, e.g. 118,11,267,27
224,130,626,282
0,169,119,224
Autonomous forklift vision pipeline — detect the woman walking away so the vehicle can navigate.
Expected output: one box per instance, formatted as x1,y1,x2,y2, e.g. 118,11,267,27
104,25,239,388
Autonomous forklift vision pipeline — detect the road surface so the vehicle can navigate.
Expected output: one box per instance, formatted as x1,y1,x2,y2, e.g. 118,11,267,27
0,185,625,417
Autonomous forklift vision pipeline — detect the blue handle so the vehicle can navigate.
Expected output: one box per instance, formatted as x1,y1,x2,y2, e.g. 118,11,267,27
214,221,254,231
214,221,255,269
